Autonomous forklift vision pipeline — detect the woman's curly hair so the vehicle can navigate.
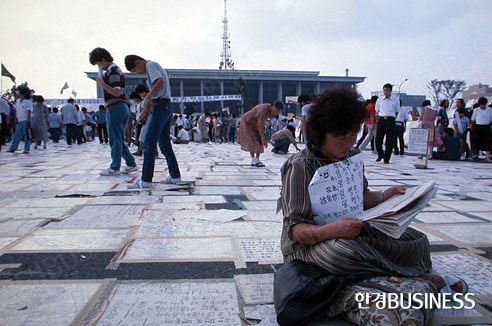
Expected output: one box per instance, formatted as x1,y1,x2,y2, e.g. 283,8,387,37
306,87,368,148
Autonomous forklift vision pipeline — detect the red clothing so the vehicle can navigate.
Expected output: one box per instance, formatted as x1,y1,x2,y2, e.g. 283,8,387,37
365,103,377,125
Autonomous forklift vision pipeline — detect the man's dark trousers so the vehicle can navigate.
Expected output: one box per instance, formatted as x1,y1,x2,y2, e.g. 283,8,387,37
375,116,395,163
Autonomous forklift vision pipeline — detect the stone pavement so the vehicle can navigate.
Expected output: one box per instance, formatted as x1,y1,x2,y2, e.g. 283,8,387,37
0,141,491,325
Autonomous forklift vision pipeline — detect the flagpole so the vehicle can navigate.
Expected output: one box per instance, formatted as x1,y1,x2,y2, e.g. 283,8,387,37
1,61,3,94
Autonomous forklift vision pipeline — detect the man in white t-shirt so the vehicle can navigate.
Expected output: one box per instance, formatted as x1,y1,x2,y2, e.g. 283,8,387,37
173,125,189,144
470,97,492,162
394,105,416,155
375,83,400,163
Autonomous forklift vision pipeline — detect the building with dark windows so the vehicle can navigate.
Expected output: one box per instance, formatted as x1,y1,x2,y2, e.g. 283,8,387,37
86,69,365,115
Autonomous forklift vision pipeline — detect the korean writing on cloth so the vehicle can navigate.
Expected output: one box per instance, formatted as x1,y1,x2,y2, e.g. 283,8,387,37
308,153,364,225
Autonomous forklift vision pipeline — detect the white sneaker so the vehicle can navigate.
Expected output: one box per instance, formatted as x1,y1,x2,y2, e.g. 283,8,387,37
163,176,181,184
127,180,151,189
121,165,138,174
100,168,120,176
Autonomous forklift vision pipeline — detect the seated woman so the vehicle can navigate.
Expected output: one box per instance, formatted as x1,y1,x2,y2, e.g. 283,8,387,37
279,88,464,324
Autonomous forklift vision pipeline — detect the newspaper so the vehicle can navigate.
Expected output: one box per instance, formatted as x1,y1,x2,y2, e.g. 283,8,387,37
359,182,437,238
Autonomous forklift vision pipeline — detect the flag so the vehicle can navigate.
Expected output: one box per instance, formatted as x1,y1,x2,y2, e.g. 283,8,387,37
1,64,16,83
60,82,69,94
71,89,77,98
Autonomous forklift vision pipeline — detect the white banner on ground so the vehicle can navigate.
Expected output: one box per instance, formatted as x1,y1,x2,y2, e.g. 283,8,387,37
408,128,429,154
171,94,242,103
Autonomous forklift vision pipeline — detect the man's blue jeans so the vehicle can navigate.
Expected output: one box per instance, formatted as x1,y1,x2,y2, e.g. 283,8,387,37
142,99,180,183
107,102,136,170
9,120,31,152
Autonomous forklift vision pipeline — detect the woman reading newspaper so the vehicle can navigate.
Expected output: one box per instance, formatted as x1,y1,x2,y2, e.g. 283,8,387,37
279,88,467,325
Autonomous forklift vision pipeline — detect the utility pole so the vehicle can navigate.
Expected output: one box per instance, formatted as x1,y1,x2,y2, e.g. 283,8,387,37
219,0,234,70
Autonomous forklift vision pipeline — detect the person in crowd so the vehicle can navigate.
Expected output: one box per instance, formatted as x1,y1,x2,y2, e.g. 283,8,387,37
0,97,11,151
173,125,190,144
436,99,450,136
279,87,466,325
8,85,33,153
394,100,416,155
95,105,109,144
76,105,86,143
452,107,471,159
221,113,229,143
238,100,284,167
299,94,311,143
375,83,399,163
125,54,181,188
198,114,209,143
61,99,79,146
357,95,378,152
228,114,237,143
432,128,460,161
31,95,49,149
129,91,144,155
89,47,137,176
88,110,96,140
470,97,492,162
271,125,300,154
48,107,63,143
419,100,441,159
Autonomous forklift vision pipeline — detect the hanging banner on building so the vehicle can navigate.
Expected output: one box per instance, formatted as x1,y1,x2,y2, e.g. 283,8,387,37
171,94,242,103
45,98,105,107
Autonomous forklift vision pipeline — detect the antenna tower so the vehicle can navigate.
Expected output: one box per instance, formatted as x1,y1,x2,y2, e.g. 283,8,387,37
219,0,234,70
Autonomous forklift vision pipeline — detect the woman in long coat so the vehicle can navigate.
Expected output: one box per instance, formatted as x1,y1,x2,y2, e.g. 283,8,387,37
32,95,49,149
238,101,283,167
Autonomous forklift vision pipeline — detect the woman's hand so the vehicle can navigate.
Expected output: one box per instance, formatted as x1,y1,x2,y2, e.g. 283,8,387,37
382,185,406,201
330,217,365,240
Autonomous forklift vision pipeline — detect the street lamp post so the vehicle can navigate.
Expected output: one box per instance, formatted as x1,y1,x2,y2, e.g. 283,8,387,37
397,78,408,96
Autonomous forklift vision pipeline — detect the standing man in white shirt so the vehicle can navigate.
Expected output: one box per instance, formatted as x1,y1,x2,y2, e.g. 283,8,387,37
470,97,492,162
375,83,400,163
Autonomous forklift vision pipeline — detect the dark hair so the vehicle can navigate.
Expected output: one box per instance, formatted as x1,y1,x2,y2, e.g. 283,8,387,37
67,98,75,103
124,55,145,70
17,85,32,99
129,91,141,100
440,99,449,107
383,83,393,90
444,127,454,136
82,107,87,112
178,125,184,130
53,107,59,113
457,108,465,114
135,84,149,94
272,100,284,111
422,100,431,107
286,125,296,134
370,95,378,103
478,97,488,105
306,88,367,148
89,47,113,65
297,94,310,103
473,103,479,109
99,105,105,110
32,95,44,103
456,98,465,106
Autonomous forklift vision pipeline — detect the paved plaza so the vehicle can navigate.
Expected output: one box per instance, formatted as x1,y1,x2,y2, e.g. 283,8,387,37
0,141,491,325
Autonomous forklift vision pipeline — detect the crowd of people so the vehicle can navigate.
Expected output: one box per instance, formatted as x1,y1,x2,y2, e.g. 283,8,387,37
1,75,491,167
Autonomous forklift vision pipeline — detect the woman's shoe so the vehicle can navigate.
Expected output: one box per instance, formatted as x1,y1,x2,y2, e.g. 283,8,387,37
441,275,469,295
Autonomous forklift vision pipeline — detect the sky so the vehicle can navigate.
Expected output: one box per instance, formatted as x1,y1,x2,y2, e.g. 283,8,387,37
1,0,491,100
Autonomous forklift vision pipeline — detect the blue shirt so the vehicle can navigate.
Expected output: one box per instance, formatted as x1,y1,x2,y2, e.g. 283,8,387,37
95,111,106,124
